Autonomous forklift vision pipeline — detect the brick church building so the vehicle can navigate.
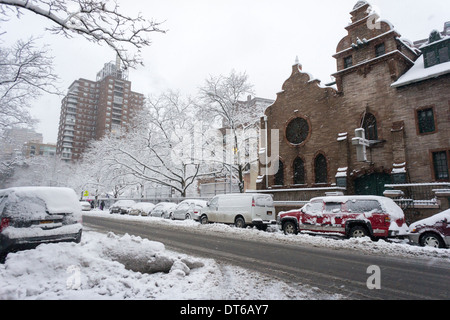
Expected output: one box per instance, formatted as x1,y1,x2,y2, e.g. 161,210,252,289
257,1,450,219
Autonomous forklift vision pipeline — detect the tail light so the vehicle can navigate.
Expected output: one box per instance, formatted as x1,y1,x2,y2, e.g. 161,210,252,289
252,199,255,207
0,218,10,232
384,216,391,225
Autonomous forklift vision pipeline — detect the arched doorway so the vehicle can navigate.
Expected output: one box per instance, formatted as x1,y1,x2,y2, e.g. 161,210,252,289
354,173,391,196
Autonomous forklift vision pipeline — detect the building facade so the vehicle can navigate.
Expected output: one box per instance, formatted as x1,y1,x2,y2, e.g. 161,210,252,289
0,127,43,161
56,60,145,161
22,142,56,158
257,1,450,219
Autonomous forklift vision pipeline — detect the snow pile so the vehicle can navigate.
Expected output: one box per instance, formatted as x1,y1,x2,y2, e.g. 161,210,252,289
0,231,341,300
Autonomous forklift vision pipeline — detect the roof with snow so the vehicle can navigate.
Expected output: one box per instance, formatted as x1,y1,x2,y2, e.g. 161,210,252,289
391,58,450,87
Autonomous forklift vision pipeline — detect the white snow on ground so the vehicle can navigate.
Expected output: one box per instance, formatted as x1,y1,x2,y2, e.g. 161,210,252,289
0,231,339,300
1,209,449,300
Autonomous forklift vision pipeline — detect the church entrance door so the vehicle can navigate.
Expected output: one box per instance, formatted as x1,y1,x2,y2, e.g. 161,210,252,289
354,173,391,196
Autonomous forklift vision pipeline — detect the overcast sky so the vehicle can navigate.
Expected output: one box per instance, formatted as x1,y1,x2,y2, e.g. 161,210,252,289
1,0,449,143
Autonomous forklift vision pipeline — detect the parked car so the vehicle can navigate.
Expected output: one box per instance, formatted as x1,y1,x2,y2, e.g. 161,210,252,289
171,200,208,220
109,200,136,214
0,187,83,262
408,209,450,248
129,202,155,216
150,202,177,219
80,201,92,211
197,193,276,229
278,195,408,239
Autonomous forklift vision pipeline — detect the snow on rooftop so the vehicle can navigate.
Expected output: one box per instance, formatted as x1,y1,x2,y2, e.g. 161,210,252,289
391,56,450,87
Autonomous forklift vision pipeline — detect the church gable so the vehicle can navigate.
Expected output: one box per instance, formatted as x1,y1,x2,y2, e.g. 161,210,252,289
333,1,419,92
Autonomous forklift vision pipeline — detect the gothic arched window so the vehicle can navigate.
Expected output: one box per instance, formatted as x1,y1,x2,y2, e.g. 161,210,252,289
362,113,378,141
274,160,284,186
315,154,328,184
293,157,305,185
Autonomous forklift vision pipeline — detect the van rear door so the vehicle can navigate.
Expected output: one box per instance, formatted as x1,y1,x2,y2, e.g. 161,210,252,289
253,195,275,222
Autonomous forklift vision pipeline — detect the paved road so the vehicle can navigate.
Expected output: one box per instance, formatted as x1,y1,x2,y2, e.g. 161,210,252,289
83,215,450,300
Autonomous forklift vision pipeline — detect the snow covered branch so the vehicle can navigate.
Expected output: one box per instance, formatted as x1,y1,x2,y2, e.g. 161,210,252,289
0,37,59,131
0,0,166,68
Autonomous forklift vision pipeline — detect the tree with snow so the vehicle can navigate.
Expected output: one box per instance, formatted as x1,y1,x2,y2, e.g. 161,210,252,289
86,91,220,197
0,0,165,68
198,70,261,193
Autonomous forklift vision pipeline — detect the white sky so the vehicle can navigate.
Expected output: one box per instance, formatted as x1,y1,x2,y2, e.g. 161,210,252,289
1,0,449,143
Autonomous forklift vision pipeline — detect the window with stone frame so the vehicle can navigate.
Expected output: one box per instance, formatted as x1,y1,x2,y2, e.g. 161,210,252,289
432,151,449,181
293,157,305,185
314,154,328,184
362,112,378,140
417,107,436,134
274,160,284,186
344,56,353,69
375,43,385,57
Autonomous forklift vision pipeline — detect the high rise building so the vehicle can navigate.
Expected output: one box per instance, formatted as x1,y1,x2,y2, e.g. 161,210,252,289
56,59,145,161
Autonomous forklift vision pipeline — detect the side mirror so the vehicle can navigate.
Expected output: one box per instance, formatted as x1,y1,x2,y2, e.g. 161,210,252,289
206,201,210,207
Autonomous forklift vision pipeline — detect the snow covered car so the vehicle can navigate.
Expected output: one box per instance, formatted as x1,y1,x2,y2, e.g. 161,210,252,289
109,200,136,214
80,201,92,211
278,195,408,239
129,202,155,216
408,209,450,248
150,202,177,219
0,187,83,262
171,200,208,220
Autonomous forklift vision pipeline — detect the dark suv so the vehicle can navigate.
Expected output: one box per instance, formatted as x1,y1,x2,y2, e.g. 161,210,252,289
278,195,408,239
0,187,83,262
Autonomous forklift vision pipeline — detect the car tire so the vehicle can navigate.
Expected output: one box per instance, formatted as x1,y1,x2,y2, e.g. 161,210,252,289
234,216,246,228
420,232,445,248
283,221,298,235
349,225,369,238
200,215,209,225
185,213,191,220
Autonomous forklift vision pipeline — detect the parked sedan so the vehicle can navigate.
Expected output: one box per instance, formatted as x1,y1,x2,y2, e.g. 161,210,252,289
129,202,155,216
109,200,136,215
150,202,177,219
0,187,83,262
408,209,450,248
80,201,92,211
171,200,208,220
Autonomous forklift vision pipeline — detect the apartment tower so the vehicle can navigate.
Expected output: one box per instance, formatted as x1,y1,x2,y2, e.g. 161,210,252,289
57,59,144,161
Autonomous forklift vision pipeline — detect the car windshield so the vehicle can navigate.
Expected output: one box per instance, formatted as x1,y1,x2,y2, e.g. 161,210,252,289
304,201,323,215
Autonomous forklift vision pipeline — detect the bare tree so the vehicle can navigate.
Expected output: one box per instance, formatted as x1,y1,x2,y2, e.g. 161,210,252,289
0,37,58,131
0,0,166,68
199,70,259,193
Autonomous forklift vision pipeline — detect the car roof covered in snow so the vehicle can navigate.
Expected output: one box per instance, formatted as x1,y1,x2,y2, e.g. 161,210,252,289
310,195,404,219
0,187,81,215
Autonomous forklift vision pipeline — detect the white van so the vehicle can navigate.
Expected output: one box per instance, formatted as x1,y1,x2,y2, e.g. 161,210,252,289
195,193,276,230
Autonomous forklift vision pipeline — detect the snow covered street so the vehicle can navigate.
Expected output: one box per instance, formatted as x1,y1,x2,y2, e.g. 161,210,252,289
1,210,449,300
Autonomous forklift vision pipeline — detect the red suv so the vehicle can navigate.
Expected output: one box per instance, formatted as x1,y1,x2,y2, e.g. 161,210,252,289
278,196,408,239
